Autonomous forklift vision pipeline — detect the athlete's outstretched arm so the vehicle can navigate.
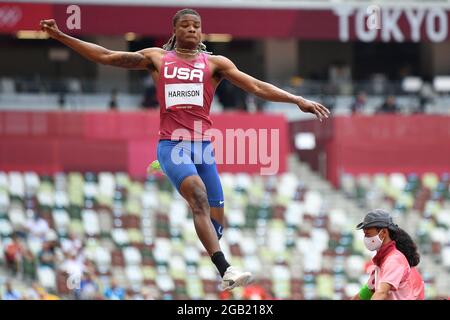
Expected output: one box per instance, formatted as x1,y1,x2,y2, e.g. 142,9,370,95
213,56,330,121
40,19,153,70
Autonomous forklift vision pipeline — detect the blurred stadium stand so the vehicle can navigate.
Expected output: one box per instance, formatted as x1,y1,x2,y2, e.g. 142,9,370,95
1,0,450,300
0,158,448,299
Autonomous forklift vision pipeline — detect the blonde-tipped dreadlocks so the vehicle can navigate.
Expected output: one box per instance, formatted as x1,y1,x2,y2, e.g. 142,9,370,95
162,8,212,54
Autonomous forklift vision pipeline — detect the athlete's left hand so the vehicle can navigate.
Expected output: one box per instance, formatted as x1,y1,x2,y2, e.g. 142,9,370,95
296,97,330,122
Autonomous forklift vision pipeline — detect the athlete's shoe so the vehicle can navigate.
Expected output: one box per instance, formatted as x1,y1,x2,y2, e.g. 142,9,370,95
219,266,253,291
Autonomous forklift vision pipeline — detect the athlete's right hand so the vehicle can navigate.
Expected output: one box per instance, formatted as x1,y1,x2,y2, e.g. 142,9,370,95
40,19,61,39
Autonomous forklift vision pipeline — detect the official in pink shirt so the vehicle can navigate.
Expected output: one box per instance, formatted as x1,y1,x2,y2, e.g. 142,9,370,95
352,209,425,300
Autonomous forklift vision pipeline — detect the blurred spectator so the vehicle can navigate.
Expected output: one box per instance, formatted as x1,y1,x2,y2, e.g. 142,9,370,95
26,212,49,241
2,282,21,300
371,73,388,95
418,83,435,113
141,75,158,109
35,285,60,300
38,241,57,269
21,248,37,282
76,271,100,300
60,250,85,276
58,92,66,109
351,91,367,114
22,282,41,300
329,62,352,95
4,234,23,276
61,232,83,256
104,278,125,300
109,88,118,110
377,95,398,113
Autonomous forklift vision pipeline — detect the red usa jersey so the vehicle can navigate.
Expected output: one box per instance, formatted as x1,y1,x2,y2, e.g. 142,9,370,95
157,51,215,141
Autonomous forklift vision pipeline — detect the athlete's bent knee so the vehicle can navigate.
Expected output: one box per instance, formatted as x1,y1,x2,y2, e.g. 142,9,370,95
189,186,209,216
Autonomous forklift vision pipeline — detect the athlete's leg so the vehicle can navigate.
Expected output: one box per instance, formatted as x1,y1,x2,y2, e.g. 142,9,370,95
158,140,220,254
193,141,252,290
158,140,251,289
179,176,221,255
195,142,225,240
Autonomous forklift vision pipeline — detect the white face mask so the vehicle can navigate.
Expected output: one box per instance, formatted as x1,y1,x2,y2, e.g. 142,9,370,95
364,231,384,251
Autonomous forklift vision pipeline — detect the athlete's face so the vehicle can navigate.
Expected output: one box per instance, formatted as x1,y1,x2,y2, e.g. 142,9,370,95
174,14,202,49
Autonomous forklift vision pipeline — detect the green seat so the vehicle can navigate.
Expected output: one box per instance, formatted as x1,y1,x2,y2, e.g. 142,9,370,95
128,228,144,244
142,266,156,280
186,275,204,299
68,219,84,237
316,274,334,299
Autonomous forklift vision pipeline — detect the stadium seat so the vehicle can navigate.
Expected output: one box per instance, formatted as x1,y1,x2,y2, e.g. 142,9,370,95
111,228,129,247
37,266,56,291
82,209,100,237
8,172,25,199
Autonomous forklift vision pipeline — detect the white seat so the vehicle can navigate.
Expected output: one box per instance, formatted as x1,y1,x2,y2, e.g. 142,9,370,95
37,186,54,207
94,247,111,272
83,181,98,199
123,246,142,266
24,172,40,194
0,219,13,236
340,173,356,195
156,273,175,292
111,228,129,246
268,225,286,252
169,200,188,227
169,255,186,276
344,283,361,299
198,261,216,280
141,191,159,209
54,190,69,208
358,174,373,190
82,209,100,236
345,255,366,276
126,265,143,285
8,172,24,198
442,246,450,267
285,201,305,227
52,209,70,234
99,172,115,198
304,190,323,216
241,236,257,256
310,228,329,252
37,266,56,290
219,173,235,190
278,173,299,199
243,255,262,274
389,173,406,191
227,208,245,227
54,172,67,190
183,245,200,265
154,238,172,264
271,265,290,280
8,207,26,229
98,210,113,233
235,173,252,191
0,172,8,189
0,191,10,212
329,208,348,232
430,228,448,244
225,227,242,245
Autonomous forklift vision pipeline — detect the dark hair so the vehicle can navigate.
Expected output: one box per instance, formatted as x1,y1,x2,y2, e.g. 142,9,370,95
162,8,210,53
383,226,421,267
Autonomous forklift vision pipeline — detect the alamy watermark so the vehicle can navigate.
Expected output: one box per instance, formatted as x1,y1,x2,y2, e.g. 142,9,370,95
170,121,280,175
66,5,81,30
